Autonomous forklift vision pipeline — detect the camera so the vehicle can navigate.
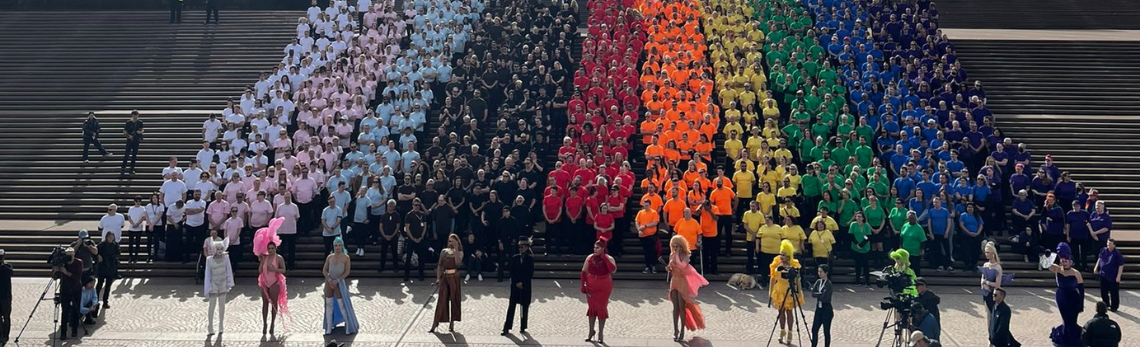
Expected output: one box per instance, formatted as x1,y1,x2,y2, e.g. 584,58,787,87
875,271,912,293
47,245,69,268
876,270,917,313
778,266,800,280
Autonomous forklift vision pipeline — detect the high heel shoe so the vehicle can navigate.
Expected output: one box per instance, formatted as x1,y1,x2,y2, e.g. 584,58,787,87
429,323,438,333
448,323,454,332
585,329,596,342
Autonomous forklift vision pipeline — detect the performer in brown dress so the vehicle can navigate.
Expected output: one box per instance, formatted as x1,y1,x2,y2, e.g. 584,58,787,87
431,233,464,333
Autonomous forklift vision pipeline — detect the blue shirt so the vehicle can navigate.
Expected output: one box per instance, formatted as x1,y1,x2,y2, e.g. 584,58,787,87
959,212,982,235
973,185,991,203
914,312,939,341
353,196,371,223
894,177,916,199
928,207,950,235
321,206,343,236
331,190,352,217
79,287,99,314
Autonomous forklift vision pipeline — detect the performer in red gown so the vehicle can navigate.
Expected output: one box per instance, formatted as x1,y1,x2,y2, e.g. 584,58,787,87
581,239,616,343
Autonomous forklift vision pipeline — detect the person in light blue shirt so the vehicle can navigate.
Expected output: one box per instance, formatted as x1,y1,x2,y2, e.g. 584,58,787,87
345,143,365,163
381,147,401,172
401,144,421,173
79,276,100,324
351,187,371,256
326,167,348,193
894,167,917,200
332,181,352,229
321,196,344,254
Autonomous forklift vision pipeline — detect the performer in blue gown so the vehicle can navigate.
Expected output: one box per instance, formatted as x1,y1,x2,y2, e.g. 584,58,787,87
1047,242,1083,347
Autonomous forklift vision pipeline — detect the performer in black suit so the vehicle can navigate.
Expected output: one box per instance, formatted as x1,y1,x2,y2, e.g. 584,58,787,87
502,236,535,336
988,288,1020,347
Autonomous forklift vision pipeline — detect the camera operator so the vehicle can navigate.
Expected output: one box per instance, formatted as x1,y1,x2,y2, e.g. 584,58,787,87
909,302,939,340
810,264,833,347
915,278,941,332
69,230,99,277
0,249,12,345
55,247,84,340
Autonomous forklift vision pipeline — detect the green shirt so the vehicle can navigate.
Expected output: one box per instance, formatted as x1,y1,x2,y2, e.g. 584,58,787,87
802,174,822,197
888,207,908,232
817,199,836,215
855,145,874,168
899,223,928,257
837,199,857,225
831,147,850,166
849,221,871,253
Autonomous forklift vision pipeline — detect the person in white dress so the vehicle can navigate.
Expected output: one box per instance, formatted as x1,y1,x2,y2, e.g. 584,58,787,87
204,239,234,336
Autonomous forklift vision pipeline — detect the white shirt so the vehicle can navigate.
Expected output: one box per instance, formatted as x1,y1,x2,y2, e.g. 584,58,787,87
160,180,188,207
162,166,184,178
196,149,216,167
193,180,218,198
225,112,245,126
203,119,223,142
185,199,208,227
145,203,165,227
184,168,203,184
168,205,186,224
127,205,147,231
98,213,125,242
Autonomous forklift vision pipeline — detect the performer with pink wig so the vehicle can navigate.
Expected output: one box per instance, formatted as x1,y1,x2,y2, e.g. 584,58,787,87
255,217,288,336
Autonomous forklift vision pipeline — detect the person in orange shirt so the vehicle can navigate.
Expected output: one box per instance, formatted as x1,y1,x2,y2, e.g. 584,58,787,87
709,178,736,258
641,184,664,212
662,188,687,229
696,201,720,274
635,200,661,273
674,208,701,254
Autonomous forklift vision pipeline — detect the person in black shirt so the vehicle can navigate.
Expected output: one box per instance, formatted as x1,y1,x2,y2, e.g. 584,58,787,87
496,206,521,282
510,195,533,236
473,86,492,122
81,112,110,163
492,172,517,201
396,175,418,217
445,177,467,233
501,236,535,336
0,250,10,345
1083,301,1122,347
378,200,402,273
121,110,144,175
481,190,505,242
403,199,427,282
56,248,84,339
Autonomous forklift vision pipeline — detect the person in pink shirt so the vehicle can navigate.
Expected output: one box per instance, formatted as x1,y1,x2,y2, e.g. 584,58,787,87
207,192,231,235
222,207,245,265
273,130,293,163
223,173,245,203
246,180,266,205
293,166,320,235
275,191,301,268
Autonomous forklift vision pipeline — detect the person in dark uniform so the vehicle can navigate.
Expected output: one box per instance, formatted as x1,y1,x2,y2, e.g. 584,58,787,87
496,206,520,282
204,0,220,24
403,199,427,282
988,288,1019,347
169,0,184,23
56,248,84,340
378,200,402,273
502,236,534,336
121,110,144,175
82,112,109,163
0,249,11,345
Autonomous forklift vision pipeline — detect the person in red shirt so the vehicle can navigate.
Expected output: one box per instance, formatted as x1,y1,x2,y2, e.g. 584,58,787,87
606,186,627,257
544,186,566,255
565,187,587,255
593,202,616,251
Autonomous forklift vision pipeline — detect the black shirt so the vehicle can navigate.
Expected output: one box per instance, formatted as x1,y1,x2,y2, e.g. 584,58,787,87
483,200,504,225
468,97,488,121
380,212,402,238
396,185,417,213
124,119,144,141
0,263,11,300
404,210,426,240
497,215,520,242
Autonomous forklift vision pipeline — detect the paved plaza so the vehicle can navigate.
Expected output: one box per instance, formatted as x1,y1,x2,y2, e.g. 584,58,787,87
5,276,1137,346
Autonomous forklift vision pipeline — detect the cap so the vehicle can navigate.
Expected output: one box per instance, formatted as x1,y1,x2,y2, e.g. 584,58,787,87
915,277,927,286
78,229,90,239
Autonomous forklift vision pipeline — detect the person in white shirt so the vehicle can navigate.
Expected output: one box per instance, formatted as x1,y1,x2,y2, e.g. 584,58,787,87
203,114,223,145
166,200,187,262
144,193,165,262
184,190,208,263
98,203,125,244
162,157,183,179
126,196,147,263
197,142,217,168
184,160,203,189
160,172,189,207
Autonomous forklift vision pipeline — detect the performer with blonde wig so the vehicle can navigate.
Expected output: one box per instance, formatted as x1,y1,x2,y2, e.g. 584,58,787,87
254,217,288,336
667,235,709,342
769,240,804,344
204,238,233,336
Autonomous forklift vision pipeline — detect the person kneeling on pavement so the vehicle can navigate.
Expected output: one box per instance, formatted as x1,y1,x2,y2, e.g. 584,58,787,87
79,276,100,325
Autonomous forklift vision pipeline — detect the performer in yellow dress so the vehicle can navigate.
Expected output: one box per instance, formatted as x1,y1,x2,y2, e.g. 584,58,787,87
769,240,804,344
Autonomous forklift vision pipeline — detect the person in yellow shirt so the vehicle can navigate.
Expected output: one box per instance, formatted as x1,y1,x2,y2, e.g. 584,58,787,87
810,207,840,233
724,131,744,161
782,216,807,254
807,219,836,269
778,198,801,223
776,178,798,200
741,201,765,274
756,214,783,284
756,182,777,217
732,161,756,199
636,201,661,274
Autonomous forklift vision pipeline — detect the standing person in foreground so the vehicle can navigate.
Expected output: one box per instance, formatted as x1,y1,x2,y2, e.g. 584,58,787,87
668,235,709,342
94,231,119,309
810,264,833,347
502,236,535,336
769,240,804,345
254,218,288,336
1048,242,1084,347
581,239,616,343
988,288,1019,347
431,234,464,333
204,239,233,336
0,249,11,345
1093,239,1123,312
1082,301,1122,347
322,237,358,335
81,112,110,163
56,248,83,339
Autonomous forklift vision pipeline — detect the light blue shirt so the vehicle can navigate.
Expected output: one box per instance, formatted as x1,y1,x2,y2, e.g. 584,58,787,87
321,206,343,236
353,196,371,223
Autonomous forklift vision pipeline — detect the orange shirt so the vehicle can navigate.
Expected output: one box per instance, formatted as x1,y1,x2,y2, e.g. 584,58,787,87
641,193,664,211
699,209,717,237
674,218,701,250
710,187,735,215
636,209,660,238
662,198,687,227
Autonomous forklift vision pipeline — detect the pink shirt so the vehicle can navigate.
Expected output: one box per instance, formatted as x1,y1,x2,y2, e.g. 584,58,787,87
223,182,245,203
293,178,318,203
275,203,300,235
248,200,274,227
207,200,230,226
223,217,244,245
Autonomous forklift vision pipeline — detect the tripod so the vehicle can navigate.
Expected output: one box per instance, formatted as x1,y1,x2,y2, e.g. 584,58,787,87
874,307,909,347
13,277,69,347
765,272,809,347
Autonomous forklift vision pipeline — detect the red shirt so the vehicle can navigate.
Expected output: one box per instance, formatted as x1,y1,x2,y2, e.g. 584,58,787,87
584,196,602,224
606,194,626,217
565,195,585,220
543,194,563,222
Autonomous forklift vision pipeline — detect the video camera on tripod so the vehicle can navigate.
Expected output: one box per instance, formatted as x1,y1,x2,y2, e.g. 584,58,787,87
876,270,917,314
778,265,800,280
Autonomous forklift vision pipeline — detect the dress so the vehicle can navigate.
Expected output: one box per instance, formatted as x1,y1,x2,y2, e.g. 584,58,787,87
434,251,462,323
668,253,709,331
582,254,616,319
1050,273,1084,347
324,262,359,334
768,258,804,310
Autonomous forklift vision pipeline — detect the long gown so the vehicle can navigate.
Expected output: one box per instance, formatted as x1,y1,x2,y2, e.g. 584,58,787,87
324,262,359,334
435,252,462,323
583,254,616,319
1050,273,1084,347
668,253,709,331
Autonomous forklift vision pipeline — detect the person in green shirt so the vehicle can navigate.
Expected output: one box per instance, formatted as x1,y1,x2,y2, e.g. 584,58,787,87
899,211,929,277
849,211,872,286
855,136,874,169
817,150,836,172
829,137,850,165
888,249,918,297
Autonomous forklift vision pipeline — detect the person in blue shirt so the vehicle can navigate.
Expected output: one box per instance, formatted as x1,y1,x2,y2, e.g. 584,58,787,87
321,196,344,256
350,187,372,257
958,203,984,273
972,175,993,237
927,197,953,272
79,276,100,325
894,167,917,200
1065,201,1093,271
909,302,940,341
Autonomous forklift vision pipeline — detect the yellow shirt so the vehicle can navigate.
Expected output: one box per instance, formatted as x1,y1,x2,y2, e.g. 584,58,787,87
742,210,765,241
732,170,756,198
782,225,807,251
756,192,776,216
779,204,801,220
811,216,840,232
777,186,798,199
724,138,744,159
808,229,836,258
758,224,783,254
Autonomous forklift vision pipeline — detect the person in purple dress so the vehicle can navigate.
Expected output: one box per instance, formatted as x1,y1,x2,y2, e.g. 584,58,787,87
1093,239,1123,312
1047,243,1084,347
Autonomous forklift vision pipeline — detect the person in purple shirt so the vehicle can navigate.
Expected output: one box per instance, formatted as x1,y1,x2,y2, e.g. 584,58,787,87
1093,239,1123,312
1089,200,1112,249
1040,154,1061,182
1010,190,1036,239
1039,194,1066,251
1008,164,1030,201
1053,172,1078,210
1064,201,1093,271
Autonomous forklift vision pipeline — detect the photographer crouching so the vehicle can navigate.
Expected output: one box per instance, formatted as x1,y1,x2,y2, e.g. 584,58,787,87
54,247,84,339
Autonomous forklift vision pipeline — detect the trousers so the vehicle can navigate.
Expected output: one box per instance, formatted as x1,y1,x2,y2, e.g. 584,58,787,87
503,297,529,332
207,293,227,333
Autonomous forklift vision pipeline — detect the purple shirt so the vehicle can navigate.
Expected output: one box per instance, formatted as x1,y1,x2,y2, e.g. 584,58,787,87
1097,248,1123,281
1090,211,1112,239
